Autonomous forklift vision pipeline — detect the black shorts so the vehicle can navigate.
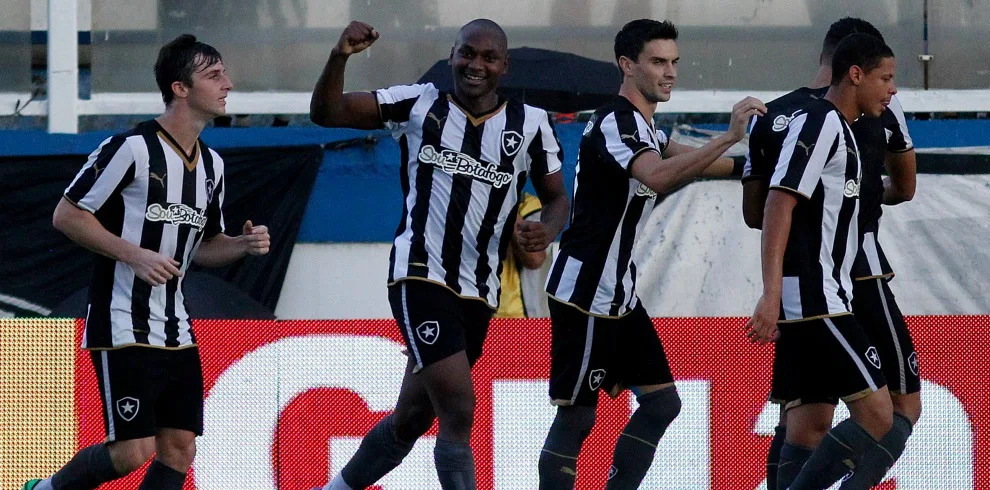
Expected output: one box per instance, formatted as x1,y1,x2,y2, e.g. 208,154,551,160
90,346,204,442
774,315,887,409
853,277,921,395
388,279,493,372
548,299,674,407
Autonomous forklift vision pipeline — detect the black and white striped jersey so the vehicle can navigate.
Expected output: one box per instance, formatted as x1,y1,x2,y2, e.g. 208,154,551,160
376,83,563,307
769,99,862,322
744,86,829,184
545,96,669,318
850,95,913,280
64,119,225,349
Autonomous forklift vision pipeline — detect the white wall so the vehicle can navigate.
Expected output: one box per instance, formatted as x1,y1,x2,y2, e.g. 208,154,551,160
276,175,990,319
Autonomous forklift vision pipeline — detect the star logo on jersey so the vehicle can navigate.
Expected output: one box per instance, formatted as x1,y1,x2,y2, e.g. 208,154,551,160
116,397,140,422
796,140,815,157
205,178,216,203
149,172,166,188
418,145,513,188
416,321,440,345
607,465,618,480
865,346,882,369
844,178,861,198
772,110,802,132
588,369,607,391
501,130,524,157
908,352,919,375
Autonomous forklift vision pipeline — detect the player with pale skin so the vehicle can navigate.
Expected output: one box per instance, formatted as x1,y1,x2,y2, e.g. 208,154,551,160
48,51,269,480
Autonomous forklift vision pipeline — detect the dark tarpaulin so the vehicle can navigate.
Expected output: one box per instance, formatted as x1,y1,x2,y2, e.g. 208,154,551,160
0,145,322,318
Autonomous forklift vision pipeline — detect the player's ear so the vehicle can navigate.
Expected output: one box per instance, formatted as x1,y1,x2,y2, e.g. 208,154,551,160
448,46,455,65
848,65,864,86
617,56,635,78
170,80,189,100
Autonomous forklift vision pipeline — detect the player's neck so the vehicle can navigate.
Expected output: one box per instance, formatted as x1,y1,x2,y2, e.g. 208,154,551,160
809,65,831,89
618,84,657,124
824,85,861,122
450,88,500,116
156,106,208,155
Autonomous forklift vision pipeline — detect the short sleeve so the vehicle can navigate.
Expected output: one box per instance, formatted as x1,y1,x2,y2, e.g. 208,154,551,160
597,110,659,173
525,110,563,178
770,111,842,199
64,135,136,213
882,96,913,153
375,83,431,135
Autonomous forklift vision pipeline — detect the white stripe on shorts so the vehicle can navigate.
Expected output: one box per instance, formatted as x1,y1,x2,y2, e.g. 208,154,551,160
876,278,907,392
824,317,879,393
569,315,596,404
101,351,116,441
400,283,424,370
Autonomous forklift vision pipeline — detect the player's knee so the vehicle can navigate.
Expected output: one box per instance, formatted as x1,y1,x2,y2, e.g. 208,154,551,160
108,438,155,475
852,396,894,438
156,435,197,472
892,394,922,426
394,404,436,441
634,386,681,430
437,391,476,435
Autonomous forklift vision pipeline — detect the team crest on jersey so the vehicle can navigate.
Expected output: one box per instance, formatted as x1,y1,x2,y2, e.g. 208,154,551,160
588,369,607,391
416,321,439,345
205,178,216,203
844,178,861,198
418,145,513,188
772,110,803,132
635,183,658,199
501,130,524,157
865,346,882,369
607,465,618,480
116,397,140,422
908,352,919,375
146,203,207,229
582,114,597,136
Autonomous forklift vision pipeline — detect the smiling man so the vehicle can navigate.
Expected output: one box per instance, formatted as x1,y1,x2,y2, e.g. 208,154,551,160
539,19,765,489
309,19,569,490
24,35,271,490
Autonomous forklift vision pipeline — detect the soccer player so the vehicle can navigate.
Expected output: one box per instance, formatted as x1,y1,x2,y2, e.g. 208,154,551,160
23,35,271,490
743,18,918,490
309,19,569,490
745,32,900,490
539,19,765,489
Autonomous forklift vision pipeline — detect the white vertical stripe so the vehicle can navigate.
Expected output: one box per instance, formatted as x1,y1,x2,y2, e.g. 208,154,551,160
101,351,117,441
400,283,423,369
818,146,845,313
824,318,879,392
876,279,907,392
770,113,806,187
570,315,596,404
600,113,635,169
108,136,149,347
551,256,584,302
590,187,631,312
781,276,803,321
862,232,883,276
796,113,841,197
536,110,563,174
888,96,913,149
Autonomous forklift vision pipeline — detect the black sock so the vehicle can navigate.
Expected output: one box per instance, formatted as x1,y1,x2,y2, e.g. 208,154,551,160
605,387,681,490
434,438,476,490
776,442,812,490
767,425,787,490
136,460,187,490
790,419,877,490
539,406,596,489
839,413,913,489
50,443,121,490
339,414,416,488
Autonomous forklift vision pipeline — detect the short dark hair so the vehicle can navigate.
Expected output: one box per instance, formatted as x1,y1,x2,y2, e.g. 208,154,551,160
830,33,895,85
154,34,223,106
614,19,678,64
822,17,884,61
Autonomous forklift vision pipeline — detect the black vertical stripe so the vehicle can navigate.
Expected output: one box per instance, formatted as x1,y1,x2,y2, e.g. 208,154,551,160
609,197,649,316
526,116,553,177
778,111,829,189
475,102,526,300
407,96,450,278
85,164,136,348
388,134,411,283
379,95,419,125
131,131,168,345
441,120,483,292
797,184,828,318
201,148,223,240
65,135,131,203
831,126,859,308
163,149,200,346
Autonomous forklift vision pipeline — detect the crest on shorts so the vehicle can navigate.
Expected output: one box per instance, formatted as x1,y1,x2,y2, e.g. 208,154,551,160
607,465,618,480
416,321,440,345
588,369,607,391
908,352,919,375
116,396,140,422
501,130,524,157
865,346,882,369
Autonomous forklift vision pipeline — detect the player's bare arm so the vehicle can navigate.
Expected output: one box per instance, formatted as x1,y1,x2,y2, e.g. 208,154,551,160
310,21,382,129
883,148,916,205
518,170,568,253
742,179,769,229
663,141,736,178
194,220,271,267
53,197,182,287
745,189,797,344
631,97,766,194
